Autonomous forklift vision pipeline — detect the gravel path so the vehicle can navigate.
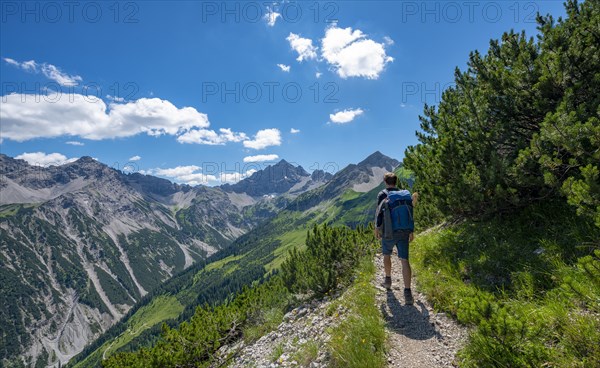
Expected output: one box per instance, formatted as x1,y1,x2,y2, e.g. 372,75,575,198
374,253,469,368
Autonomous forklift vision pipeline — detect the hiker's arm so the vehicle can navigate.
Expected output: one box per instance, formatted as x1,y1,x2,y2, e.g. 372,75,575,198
409,233,414,242
374,196,384,239
376,210,384,229
412,192,419,206
374,211,383,239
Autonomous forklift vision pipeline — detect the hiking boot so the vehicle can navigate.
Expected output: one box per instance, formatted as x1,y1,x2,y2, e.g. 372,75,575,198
382,276,392,290
404,288,414,305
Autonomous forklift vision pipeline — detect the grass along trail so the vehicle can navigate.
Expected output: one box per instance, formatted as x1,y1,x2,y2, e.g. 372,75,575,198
374,253,469,367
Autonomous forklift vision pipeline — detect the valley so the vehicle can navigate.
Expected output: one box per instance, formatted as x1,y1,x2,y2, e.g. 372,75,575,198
0,151,399,367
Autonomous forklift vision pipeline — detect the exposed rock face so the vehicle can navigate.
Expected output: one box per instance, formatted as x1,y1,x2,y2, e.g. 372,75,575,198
221,160,312,197
335,151,400,194
0,155,307,367
311,169,333,183
212,295,345,368
123,171,190,198
291,151,400,211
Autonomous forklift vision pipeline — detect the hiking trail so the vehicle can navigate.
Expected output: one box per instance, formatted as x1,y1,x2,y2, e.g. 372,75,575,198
374,253,469,367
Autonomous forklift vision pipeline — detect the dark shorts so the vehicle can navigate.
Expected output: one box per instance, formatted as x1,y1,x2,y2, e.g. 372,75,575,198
381,233,410,259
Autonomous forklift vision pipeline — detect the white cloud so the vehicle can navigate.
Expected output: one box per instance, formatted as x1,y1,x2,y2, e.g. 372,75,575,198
4,58,82,86
176,174,215,186
264,5,281,26
1,93,211,141
15,152,77,166
176,128,247,145
322,26,364,58
218,128,247,142
243,128,282,150
66,141,84,146
243,154,279,163
384,36,395,45
315,71,322,78
4,57,37,72
277,64,291,72
106,95,125,102
286,33,318,62
153,165,201,178
3,58,21,67
129,155,141,161
147,165,214,186
329,108,364,124
40,64,82,86
290,128,300,134
219,169,257,184
21,60,38,72
146,165,255,186
321,26,393,79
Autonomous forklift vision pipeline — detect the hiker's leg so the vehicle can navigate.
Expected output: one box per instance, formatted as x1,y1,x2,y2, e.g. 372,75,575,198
384,255,392,277
397,236,411,288
381,239,393,277
400,258,412,289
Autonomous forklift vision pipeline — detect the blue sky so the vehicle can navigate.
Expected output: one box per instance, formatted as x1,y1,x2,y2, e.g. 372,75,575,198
0,1,566,186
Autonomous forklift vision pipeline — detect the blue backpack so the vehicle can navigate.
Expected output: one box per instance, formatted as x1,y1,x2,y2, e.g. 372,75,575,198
380,189,414,238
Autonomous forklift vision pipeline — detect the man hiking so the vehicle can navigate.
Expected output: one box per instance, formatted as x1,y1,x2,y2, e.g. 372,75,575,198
375,172,418,305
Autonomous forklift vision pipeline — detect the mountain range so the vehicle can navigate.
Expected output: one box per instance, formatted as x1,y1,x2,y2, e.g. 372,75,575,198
0,151,400,367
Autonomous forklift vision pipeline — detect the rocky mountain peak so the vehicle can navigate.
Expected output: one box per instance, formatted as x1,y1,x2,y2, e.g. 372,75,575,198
290,152,402,211
75,156,98,164
272,159,309,176
60,156,119,183
0,153,25,174
124,172,190,198
221,159,311,197
67,156,108,170
357,151,399,171
311,169,333,182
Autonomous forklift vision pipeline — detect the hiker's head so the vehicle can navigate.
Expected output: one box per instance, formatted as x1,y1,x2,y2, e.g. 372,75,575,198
383,172,397,187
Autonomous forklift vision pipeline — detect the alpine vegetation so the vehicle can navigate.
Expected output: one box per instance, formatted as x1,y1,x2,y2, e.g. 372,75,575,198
404,1,600,366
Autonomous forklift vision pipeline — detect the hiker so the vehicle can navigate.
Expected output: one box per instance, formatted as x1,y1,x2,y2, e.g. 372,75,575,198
374,172,418,305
